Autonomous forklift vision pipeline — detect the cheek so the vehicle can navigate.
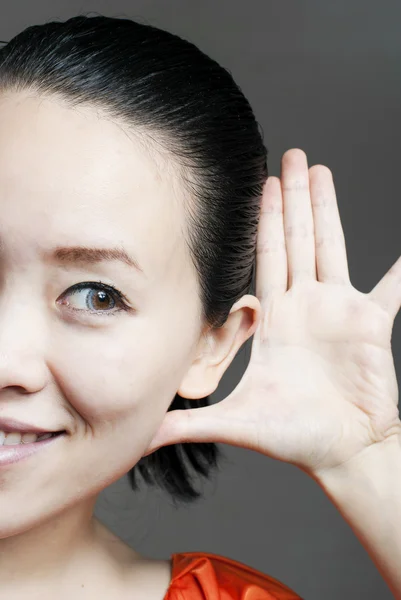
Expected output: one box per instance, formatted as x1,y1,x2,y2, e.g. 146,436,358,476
50,316,192,443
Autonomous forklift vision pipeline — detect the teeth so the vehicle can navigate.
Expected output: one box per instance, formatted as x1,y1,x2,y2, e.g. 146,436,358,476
0,431,51,446
36,433,53,441
22,433,39,443
3,432,23,446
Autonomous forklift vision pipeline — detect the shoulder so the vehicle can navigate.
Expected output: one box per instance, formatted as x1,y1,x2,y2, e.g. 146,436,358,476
165,551,303,599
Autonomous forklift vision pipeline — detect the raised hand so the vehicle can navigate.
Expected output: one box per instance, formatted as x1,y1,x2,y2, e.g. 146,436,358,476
143,149,401,479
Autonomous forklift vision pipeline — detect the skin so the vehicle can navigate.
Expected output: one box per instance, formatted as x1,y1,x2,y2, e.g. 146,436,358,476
0,91,260,599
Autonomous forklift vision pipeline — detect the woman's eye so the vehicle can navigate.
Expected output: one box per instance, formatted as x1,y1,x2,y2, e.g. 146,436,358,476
57,281,130,315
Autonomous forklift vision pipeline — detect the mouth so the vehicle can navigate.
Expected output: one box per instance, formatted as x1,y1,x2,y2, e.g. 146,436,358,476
0,430,67,446
0,430,67,467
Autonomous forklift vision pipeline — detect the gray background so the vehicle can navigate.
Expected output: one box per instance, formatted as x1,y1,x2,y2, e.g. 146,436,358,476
1,1,400,598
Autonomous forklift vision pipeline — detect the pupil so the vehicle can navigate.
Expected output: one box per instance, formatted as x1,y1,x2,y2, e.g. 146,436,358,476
90,290,113,310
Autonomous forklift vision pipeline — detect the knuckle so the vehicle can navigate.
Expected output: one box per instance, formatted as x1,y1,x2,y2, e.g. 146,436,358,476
285,223,313,238
315,233,342,248
312,186,331,207
281,176,309,192
257,239,285,254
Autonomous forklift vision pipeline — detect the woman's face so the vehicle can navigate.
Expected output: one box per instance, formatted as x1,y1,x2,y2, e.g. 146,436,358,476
0,91,206,537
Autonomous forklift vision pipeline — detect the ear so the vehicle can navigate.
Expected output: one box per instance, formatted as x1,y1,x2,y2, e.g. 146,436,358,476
177,294,262,399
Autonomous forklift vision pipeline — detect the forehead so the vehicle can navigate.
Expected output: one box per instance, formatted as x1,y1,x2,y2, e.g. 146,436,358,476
0,92,189,279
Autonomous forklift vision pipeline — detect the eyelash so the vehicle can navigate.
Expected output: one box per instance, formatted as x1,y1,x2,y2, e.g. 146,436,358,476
58,280,132,317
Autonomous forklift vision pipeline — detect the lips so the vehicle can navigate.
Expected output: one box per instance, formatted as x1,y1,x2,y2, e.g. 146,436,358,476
0,431,64,446
0,416,63,434
0,430,66,466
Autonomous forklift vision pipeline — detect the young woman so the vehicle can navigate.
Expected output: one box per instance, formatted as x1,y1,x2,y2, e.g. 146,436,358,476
0,14,400,600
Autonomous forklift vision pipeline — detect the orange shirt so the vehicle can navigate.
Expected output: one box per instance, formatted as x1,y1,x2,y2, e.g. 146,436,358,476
165,552,303,599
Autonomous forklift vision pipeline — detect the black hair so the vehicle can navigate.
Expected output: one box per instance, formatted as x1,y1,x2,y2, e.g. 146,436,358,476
0,14,268,506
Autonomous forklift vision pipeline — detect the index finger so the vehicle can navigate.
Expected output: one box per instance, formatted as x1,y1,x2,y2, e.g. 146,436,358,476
255,176,288,302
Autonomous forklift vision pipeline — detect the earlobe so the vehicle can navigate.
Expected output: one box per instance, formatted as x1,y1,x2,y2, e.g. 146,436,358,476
176,334,220,399
177,294,261,400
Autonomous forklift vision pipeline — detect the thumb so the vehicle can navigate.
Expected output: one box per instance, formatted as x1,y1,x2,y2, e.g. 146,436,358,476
141,399,237,457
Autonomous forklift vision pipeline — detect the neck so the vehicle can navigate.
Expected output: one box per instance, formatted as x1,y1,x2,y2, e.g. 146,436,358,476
0,496,124,596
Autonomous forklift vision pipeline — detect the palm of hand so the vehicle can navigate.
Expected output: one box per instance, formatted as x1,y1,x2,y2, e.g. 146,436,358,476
144,149,401,479
242,278,399,476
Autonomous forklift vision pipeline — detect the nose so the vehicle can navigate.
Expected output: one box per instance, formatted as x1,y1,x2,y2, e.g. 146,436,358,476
0,299,48,394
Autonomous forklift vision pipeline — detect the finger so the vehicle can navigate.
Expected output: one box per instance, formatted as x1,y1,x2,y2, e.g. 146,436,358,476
309,164,351,285
281,149,316,286
255,176,288,302
369,254,401,322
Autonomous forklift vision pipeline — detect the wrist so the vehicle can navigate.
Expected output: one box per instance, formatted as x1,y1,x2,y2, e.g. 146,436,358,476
314,433,401,492
311,433,401,599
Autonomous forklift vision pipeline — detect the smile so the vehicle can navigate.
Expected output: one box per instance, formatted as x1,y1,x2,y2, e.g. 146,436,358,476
0,431,66,467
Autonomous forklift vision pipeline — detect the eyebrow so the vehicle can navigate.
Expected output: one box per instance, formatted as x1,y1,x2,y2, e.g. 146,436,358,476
46,246,145,276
